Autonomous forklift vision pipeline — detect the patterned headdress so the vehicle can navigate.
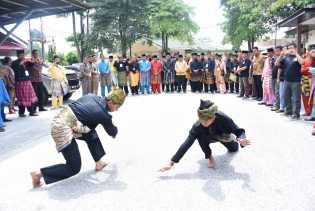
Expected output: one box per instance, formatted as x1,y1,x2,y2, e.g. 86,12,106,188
107,88,126,106
197,99,218,121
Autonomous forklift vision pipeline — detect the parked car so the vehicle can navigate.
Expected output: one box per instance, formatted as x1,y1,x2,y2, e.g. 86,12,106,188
41,64,80,105
64,63,82,77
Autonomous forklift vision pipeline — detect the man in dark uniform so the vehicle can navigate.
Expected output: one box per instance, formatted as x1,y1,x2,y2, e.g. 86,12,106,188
190,53,203,93
30,89,126,188
160,99,250,171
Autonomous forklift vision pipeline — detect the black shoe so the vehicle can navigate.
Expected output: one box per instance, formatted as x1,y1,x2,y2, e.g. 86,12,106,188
271,107,279,111
0,128,5,132
19,114,26,118
258,102,266,105
266,104,273,107
39,108,48,112
284,112,293,116
291,115,300,120
29,113,39,117
276,109,284,113
4,119,12,122
304,117,315,121
237,95,243,98
256,98,262,101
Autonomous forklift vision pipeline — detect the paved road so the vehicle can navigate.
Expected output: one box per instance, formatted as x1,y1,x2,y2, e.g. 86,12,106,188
0,92,314,211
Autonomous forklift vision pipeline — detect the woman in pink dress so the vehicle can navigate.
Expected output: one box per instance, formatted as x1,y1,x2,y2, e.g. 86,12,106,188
261,49,275,106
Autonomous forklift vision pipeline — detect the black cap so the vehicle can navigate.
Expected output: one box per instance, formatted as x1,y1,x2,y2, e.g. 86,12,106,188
199,99,213,110
241,50,249,54
178,54,183,58
267,48,274,52
153,55,158,58
16,50,24,55
109,55,113,59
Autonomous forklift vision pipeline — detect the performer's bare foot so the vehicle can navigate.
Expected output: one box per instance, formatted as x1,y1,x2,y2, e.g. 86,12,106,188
30,171,43,188
208,156,216,169
95,160,109,171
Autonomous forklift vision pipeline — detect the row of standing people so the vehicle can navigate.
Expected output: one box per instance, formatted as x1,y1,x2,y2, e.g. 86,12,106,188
78,52,236,98
0,50,69,132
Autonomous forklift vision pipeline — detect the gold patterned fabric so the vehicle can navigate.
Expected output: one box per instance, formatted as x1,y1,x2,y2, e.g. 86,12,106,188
51,106,91,152
301,75,311,97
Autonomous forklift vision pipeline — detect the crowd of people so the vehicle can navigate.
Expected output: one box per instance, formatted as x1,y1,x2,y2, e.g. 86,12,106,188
0,49,69,132
1,43,315,135
78,43,315,136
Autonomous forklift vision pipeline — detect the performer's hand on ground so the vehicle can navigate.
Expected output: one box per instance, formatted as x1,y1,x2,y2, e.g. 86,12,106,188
208,156,216,169
159,162,174,172
239,138,251,147
95,160,109,171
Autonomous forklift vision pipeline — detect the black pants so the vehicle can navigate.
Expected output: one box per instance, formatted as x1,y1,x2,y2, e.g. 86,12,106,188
165,84,175,92
284,81,301,116
229,81,235,93
161,71,165,92
225,82,229,92
197,138,239,159
40,131,105,184
253,75,263,99
18,105,35,115
203,84,209,93
191,81,202,92
130,86,139,95
119,85,129,95
32,82,45,110
176,76,187,92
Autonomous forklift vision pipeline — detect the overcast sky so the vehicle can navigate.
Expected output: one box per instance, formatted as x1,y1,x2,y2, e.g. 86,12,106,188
6,0,226,53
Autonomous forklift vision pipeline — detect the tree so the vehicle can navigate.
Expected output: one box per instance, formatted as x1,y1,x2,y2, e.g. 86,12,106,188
88,0,153,56
47,45,56,63
221,0,314,50
65,52,79,65
149,0,199,53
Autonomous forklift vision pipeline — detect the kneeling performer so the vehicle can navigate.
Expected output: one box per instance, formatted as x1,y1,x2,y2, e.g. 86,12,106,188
31,88,126,187
160,99,250,172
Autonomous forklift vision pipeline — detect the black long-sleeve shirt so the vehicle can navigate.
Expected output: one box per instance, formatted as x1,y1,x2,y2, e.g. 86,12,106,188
11,59,30,81
171,111,246,163
68,94,117,138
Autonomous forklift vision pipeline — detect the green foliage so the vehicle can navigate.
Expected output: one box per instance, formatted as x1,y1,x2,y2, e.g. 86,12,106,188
221,0,314,50
65,52,79,65
57,53,67,66
87,0,154,55
47,45,56,63
149,0,199,52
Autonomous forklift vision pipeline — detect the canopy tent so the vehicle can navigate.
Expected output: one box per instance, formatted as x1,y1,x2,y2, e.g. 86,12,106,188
0,0,91,45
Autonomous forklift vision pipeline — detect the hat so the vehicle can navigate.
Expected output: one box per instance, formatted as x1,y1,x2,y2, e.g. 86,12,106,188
241,50,249,54
197,100,218,121
107,88,126,106
16,50,24,55
267,48,274,52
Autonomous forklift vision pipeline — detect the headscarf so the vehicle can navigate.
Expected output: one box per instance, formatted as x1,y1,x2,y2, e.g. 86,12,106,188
197,99,218,121
107,88,126,106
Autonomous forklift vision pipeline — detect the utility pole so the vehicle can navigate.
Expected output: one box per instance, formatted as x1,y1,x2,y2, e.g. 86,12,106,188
40,17,45,60
28,20,32,53
274,20,278,48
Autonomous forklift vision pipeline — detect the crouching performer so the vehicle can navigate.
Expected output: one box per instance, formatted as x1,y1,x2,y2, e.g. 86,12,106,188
30,88,126,188
160,99,250,172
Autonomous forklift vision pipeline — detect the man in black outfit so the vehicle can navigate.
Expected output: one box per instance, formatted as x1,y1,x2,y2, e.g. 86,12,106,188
30,89,126,188
160,99,250,171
